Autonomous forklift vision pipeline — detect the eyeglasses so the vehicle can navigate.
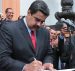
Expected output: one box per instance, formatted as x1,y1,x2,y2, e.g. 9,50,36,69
33,16,45,24
62,27,67,29
7,12,14,14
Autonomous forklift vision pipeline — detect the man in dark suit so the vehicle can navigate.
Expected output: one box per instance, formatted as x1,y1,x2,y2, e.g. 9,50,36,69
61,34,75,69
0,1,54,71
57,20,75,69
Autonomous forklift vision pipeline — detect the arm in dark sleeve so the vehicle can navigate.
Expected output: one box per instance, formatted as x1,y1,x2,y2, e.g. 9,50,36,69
0,23,25,71
60,37,71,63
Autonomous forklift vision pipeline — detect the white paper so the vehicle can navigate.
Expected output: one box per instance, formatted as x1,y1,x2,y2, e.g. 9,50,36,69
44,68,75,71
58,68,75,71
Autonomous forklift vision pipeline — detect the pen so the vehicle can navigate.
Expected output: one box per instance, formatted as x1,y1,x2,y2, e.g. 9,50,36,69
34,58,36,61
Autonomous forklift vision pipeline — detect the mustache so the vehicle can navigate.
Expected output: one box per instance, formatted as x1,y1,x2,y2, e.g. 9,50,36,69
33,25,40,29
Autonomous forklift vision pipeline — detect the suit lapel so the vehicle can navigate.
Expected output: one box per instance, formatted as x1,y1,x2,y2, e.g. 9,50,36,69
18,19,44,56
18,19,35,53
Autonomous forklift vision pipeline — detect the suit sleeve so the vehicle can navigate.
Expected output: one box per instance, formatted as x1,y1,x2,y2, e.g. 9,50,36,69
43,29,53,64
0,23,25,71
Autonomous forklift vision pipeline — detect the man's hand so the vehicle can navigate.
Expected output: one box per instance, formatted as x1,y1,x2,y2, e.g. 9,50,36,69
23,60,43,71
43,63,56,71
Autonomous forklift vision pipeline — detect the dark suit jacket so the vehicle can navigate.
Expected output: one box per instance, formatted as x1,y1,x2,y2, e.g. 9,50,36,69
60,35,75,68
0,19,53,71
69,35,75,68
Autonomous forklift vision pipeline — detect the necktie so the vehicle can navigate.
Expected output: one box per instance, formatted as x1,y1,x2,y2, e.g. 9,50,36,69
31,31,36,48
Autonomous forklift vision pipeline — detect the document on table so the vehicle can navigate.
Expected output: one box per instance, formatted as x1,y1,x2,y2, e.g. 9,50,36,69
58,68,75,71
44,68,75,71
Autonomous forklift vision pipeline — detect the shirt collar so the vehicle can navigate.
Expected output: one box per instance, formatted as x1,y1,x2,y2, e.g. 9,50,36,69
23,17,31,36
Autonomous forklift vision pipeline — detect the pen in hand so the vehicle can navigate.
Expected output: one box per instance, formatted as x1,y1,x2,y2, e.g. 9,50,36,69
34,58,44,71
34,58,36,61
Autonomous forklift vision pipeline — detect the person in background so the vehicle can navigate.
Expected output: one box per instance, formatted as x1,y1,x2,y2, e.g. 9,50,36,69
0,14,4,21
58,21,75,69
49,22,68,69
18,16,25,20
18,16,23,20
5,8,14,21
41,22,46,28
56,21,69,69
50,28,59,69
50,29,57,46
46,26,51,31
0,8,14,29
0,1,54,71
0,14,3,25
0,13,4,27
56,31,61,36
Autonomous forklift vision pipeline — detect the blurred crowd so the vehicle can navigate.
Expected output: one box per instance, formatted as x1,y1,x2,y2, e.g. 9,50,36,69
45,21,75,69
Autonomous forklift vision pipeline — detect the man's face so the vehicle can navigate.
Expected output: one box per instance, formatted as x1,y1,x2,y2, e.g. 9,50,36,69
27,10,47,30
6,9,14,20
61,23,68,33
50,29,57,40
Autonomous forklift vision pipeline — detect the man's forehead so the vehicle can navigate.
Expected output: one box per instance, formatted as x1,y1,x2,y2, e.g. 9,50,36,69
8,9,12,11
33,11,47,20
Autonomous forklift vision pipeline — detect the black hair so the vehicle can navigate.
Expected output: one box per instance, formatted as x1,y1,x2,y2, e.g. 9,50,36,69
29,0,49,16
5,8,13,13
55,21,68,30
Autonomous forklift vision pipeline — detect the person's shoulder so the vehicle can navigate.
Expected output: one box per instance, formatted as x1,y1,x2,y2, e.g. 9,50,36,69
40,27,49,33
39,27,50,36
2,20,16,26
1,20,18,31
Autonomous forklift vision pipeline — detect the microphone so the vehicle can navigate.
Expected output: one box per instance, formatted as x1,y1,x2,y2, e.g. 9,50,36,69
61,18,75,28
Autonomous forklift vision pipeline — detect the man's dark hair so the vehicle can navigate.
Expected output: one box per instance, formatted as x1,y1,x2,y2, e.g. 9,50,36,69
5,8,13,13
55,21,67,30
29,0,50,16
59,21,66,29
